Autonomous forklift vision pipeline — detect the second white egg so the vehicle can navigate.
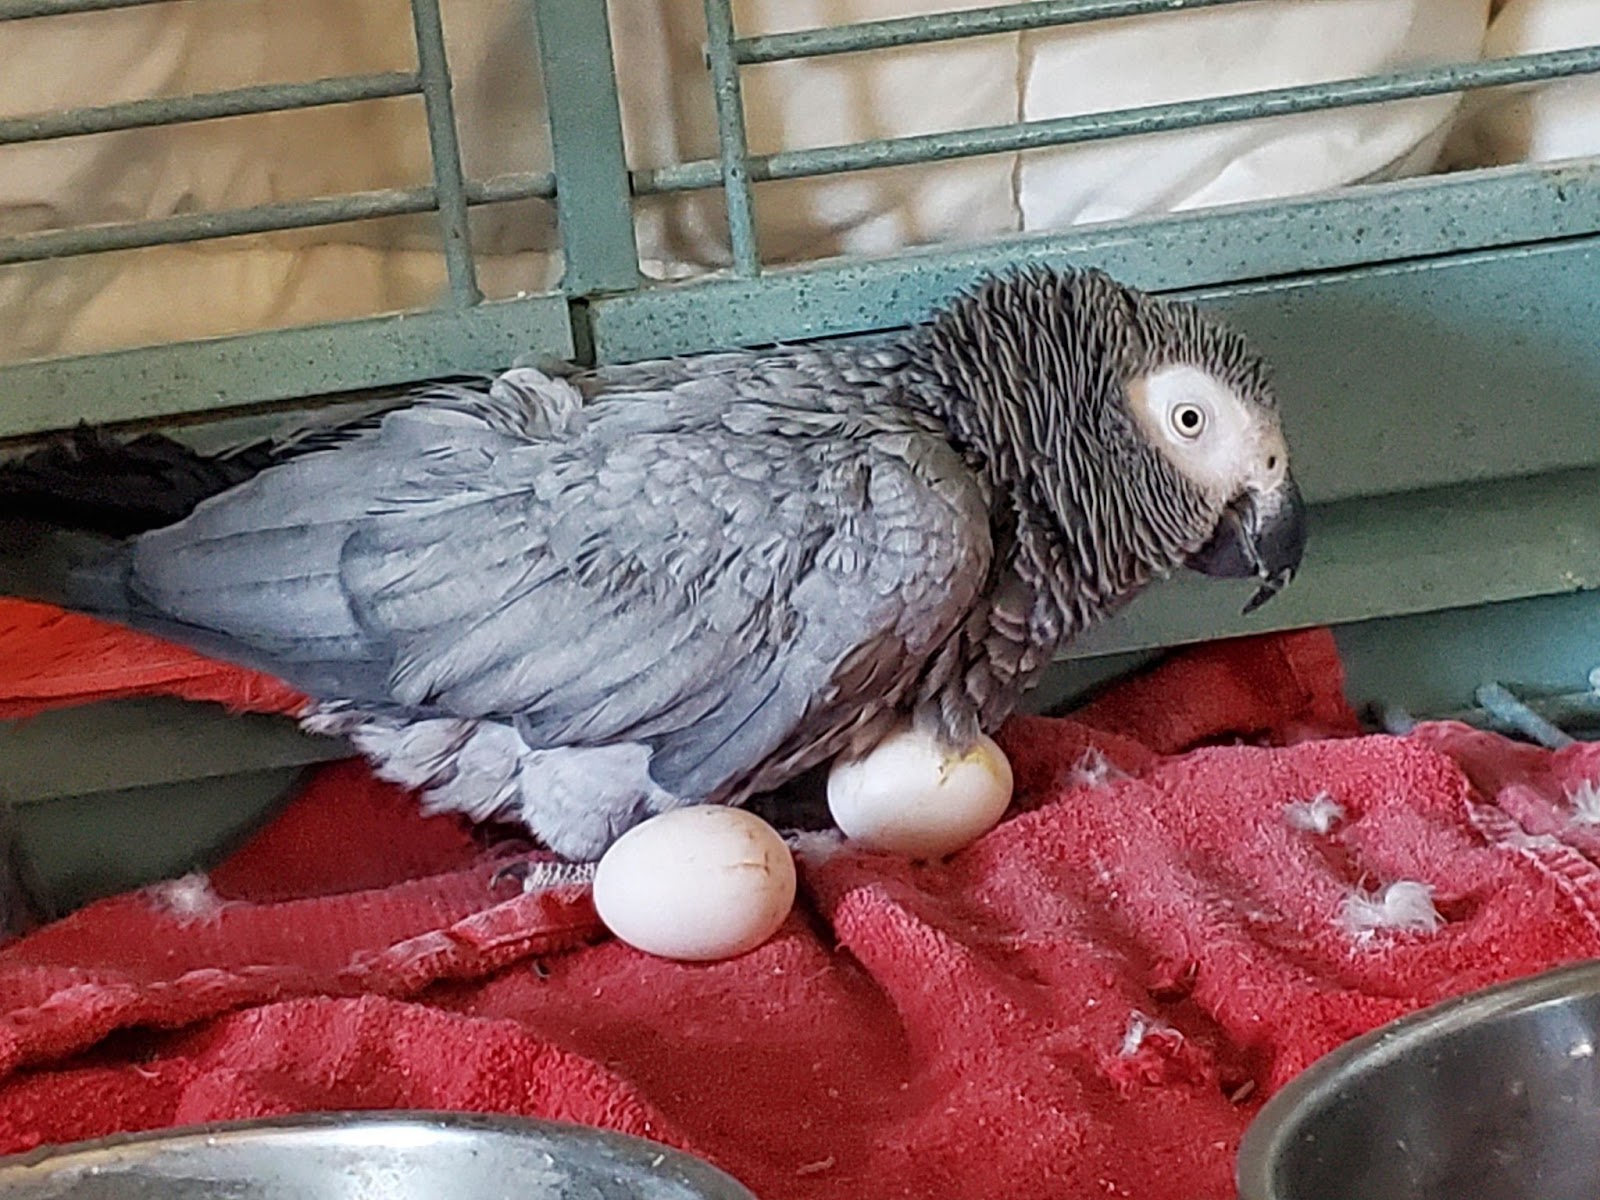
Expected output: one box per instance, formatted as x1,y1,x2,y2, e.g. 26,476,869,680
826,723,1014,860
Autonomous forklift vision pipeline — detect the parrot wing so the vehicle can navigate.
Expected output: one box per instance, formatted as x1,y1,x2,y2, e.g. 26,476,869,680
124,374,993,801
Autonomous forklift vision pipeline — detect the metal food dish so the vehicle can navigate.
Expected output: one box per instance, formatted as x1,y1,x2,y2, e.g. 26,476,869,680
1238,960,1600,1200
0,1111,757,1199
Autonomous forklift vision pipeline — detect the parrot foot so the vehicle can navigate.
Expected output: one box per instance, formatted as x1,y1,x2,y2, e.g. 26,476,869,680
488,858,598,895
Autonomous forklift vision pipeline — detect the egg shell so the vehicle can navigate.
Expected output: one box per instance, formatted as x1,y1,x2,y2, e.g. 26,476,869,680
827,724,1014,860
592,806,797,962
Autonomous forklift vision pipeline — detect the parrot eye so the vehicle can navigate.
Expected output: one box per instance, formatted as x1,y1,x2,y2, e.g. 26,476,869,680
1170,403,1207,440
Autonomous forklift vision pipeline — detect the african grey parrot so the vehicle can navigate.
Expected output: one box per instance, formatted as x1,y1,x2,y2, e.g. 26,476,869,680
0,266,1305,860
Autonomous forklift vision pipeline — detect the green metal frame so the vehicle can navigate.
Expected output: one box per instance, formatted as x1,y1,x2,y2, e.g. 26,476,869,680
2,0,1600,902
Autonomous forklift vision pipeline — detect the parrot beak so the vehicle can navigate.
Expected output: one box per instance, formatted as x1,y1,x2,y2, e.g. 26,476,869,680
1186,474,1307,615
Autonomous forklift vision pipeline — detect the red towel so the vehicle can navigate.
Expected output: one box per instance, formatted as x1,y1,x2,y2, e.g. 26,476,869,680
1,598,1599,1200
0,600,305,720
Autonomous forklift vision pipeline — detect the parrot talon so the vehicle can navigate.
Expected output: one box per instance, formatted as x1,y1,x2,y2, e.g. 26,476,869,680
489,858,598,895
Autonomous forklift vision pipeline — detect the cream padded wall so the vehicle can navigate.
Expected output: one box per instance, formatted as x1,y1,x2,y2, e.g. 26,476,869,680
0,0,1493,363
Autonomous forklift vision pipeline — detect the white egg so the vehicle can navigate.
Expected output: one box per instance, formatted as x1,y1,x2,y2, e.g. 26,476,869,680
827,723,1014,859
592,806,797,962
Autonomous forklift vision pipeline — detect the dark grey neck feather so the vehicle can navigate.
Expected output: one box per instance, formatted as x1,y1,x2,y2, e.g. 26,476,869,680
897,268,1211,609
885,267,1234,736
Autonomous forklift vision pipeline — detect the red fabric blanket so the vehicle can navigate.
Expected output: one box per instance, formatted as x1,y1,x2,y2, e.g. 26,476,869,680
2,598,1599,1199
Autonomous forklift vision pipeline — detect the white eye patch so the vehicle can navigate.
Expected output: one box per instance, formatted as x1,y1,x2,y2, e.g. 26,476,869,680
1125,364,1261,499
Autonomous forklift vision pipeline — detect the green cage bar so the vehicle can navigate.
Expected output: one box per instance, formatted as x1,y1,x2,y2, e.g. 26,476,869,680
701,0,762,278
732,0,1269,64
0,188,446,266
471,172,558,204
0,74,423,145
0,0,174,17
639,45,1600,194
408,0,482,308
531,0,640,296
0,176,557,266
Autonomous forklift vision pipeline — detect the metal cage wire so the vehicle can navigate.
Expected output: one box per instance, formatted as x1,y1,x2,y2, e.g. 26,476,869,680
0,0,1598,433
690,0,1600,278
0,0,558,293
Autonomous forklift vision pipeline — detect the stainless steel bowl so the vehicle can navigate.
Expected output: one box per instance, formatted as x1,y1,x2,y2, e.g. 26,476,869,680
0,1111,758,1199
1238,960,1600,1200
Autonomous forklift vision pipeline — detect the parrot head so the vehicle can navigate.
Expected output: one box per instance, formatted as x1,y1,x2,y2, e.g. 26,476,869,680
1115,293,1306,615
921,266,1306,616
